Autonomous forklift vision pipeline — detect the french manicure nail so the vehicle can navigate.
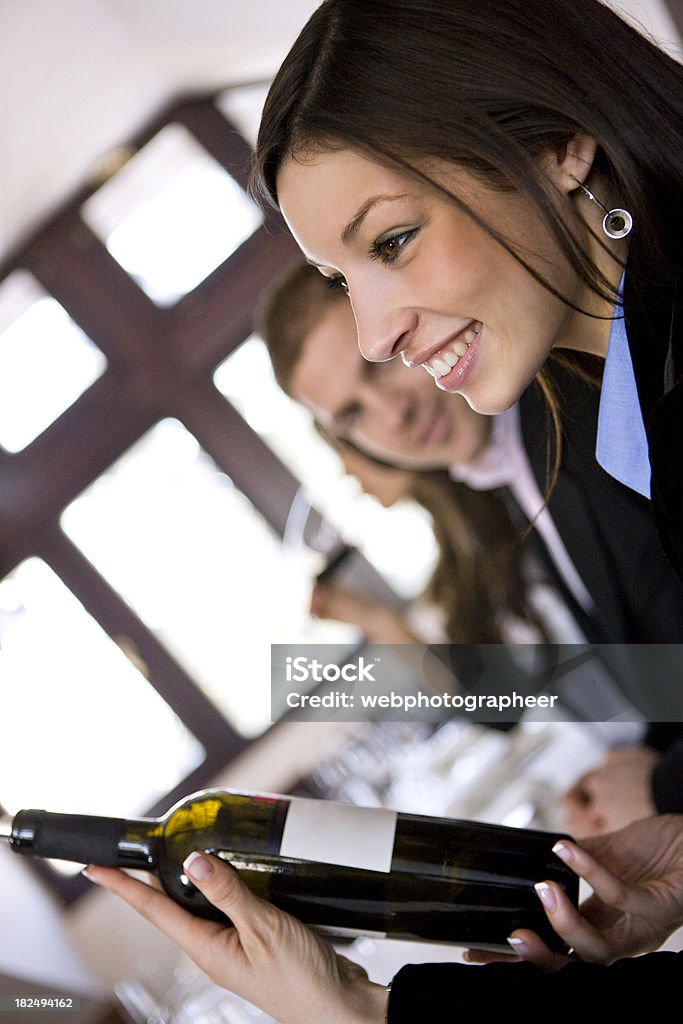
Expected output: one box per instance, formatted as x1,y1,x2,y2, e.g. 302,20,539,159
534,882,557,912
552,841,574,863
183,851,214,881
507,937,529,956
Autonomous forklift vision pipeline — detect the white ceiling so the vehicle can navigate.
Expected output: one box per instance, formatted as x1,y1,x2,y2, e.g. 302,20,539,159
0,0,320,261
1,0,680,264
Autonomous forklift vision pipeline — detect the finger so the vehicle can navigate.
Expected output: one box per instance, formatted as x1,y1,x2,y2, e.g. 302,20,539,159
463,948,520,964
505,930,571,973
534,880,611,962
183,852,276,939
553,840,631,906
83,865,228,963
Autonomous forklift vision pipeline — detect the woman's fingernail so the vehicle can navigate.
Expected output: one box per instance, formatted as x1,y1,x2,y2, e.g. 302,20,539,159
81,866,100,884
183,852,214,881
552,841,574,864
534,882,557,912
507,937,529,956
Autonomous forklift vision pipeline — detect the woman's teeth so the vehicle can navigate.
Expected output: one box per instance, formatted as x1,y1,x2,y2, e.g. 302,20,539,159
423,323,481,379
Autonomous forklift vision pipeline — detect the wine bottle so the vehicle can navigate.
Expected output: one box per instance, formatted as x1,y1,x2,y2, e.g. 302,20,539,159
0,788,577,952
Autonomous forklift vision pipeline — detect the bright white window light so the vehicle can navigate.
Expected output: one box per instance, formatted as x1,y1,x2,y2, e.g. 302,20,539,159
217,83,270,148
61,419,357,738
81,123,263,307
0,558,205,819
0,271,106,452
214,336,438,599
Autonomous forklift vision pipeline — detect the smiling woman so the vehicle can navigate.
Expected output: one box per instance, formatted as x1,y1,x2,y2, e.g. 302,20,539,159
276,150,590,415
253,0,683,581
89,3,683,1021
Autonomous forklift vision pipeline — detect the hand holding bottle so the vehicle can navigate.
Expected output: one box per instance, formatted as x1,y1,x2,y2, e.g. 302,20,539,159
468,814,683,971
86,853,388,1024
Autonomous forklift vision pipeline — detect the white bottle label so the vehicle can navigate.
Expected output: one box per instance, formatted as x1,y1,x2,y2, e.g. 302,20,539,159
280,799,398,873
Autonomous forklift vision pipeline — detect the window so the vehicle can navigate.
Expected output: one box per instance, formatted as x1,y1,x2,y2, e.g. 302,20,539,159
0,558,204,818
0,95,413,901
214,335,438,598
0,271,106,452
62,418,357,737
82,122,262,306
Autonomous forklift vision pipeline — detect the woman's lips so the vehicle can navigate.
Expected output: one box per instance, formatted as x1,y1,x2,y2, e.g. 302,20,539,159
434,324,483,393
419,321,482,379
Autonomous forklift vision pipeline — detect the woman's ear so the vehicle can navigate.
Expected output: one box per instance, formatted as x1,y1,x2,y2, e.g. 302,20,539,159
543,134,597,193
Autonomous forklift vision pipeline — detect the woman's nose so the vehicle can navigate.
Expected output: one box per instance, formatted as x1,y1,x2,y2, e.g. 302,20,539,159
352,295,417,363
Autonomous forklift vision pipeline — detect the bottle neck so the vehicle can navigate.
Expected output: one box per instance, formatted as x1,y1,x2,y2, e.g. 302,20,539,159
8,809,160,870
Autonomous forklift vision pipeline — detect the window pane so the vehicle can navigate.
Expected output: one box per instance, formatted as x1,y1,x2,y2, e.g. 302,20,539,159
214,336,438,598
0,558,205,818
81,123,263,307
0,271,107,452
216,84,270,148
61,419,357,738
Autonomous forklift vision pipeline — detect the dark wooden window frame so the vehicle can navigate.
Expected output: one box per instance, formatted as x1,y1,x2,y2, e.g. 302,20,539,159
0,94,322,901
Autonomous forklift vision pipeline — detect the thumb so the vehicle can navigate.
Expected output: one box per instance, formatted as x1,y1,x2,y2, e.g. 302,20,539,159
183,851,267,931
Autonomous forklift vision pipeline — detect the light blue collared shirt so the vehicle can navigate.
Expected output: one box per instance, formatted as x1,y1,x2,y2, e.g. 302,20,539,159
595,281,651,498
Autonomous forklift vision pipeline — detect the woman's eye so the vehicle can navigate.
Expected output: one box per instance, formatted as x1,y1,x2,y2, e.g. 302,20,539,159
371,229,416,265
340,402,363,429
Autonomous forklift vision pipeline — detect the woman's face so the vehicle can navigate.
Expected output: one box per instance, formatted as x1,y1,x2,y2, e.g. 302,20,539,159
278,148,604,415
289,295,491,469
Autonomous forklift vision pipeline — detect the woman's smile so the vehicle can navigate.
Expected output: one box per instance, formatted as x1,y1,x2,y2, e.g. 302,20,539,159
289,294,491,468
408,320,482,389
277,147,614,415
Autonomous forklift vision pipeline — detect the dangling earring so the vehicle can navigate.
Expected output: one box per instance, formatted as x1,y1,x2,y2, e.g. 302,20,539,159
572,179,633,239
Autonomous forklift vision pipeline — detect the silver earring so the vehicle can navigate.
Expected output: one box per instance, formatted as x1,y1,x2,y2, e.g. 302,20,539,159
573,180,633,239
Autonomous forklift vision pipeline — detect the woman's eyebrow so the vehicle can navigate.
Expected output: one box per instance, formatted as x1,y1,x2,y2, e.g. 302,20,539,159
341,193,409,244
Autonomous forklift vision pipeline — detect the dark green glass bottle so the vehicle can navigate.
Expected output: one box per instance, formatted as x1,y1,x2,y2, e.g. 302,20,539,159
0,788,577,952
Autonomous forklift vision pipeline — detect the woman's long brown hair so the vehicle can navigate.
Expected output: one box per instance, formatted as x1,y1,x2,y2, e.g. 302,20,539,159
252,0,683,494
254,0,683,288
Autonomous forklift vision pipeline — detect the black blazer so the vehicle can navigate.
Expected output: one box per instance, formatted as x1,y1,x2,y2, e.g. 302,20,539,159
387,954,681,1021
623,240,683,580
517,363,683,643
